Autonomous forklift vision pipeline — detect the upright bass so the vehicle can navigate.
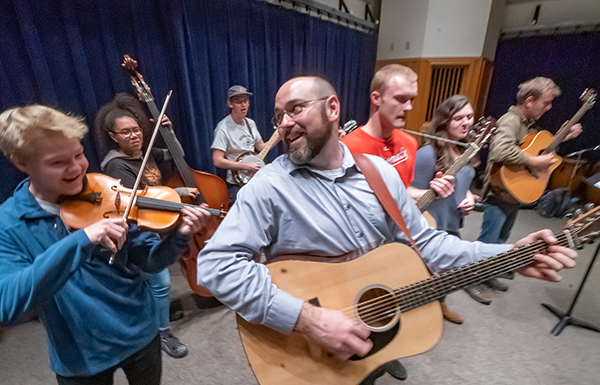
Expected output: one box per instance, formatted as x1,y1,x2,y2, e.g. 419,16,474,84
122,55,229,297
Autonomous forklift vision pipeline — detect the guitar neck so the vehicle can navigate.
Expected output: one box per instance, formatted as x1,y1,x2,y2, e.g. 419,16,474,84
395,230,573,312
544,103,590,154
257,130,281,161
416,142,481,212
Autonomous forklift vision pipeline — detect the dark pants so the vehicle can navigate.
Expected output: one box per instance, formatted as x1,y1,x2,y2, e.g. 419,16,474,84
56,334,162,385
227,182,242,202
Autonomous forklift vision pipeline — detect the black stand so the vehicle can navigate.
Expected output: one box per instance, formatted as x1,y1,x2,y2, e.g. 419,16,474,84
541,242,600,336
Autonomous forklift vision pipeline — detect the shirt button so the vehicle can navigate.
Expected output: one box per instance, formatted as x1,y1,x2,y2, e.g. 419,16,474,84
346,204,351,209
54,223,57,229
358,232,364,238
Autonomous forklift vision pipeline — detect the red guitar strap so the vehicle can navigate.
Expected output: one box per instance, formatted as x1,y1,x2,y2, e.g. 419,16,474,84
352,152,435,275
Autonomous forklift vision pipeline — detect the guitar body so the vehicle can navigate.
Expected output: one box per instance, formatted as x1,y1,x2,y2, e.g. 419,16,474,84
497,130,562,204
237,243,443,385
422,210,437,228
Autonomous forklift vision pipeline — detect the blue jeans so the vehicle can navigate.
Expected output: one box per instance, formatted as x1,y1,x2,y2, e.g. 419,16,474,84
478,198,520,244
146,268,171,331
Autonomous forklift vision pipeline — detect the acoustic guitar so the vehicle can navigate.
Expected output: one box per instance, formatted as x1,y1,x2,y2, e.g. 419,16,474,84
416,117,497,227
492,89,596,204
237,206,600,385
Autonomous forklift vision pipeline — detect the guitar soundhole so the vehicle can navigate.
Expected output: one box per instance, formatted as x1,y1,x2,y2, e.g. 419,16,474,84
355,285,399,332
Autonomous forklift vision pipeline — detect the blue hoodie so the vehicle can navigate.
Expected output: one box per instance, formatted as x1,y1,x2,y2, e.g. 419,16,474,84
0,180,189,377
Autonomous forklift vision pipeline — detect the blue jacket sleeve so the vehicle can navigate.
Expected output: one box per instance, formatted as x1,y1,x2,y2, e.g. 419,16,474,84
123,227,190,274
0,229,95,326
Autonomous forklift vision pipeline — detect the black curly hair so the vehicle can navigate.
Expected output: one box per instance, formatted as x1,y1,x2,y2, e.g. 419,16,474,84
94,93,152,136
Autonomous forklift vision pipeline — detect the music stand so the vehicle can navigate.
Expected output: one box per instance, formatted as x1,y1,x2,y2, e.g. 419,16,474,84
541,241,600,336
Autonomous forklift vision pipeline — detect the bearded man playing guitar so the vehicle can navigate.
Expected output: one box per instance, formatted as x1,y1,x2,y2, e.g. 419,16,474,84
479,77,582,246
197,76,577,385
212,85,266,201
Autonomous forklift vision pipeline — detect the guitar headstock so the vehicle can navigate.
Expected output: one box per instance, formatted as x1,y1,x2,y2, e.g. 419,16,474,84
580,88,597,109
567,204,600,245
468,116,497,146
121,55,154,103
343,120,358,134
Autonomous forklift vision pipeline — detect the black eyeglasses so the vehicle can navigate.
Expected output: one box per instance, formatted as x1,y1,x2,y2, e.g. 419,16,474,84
271,96,330,128
113,127,142,138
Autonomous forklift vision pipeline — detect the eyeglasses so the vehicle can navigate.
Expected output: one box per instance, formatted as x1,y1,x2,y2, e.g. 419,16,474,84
113,127,142,137
271,96,330,128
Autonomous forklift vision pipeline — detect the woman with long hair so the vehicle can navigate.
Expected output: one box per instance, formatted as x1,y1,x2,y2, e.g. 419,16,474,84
412,95,507,320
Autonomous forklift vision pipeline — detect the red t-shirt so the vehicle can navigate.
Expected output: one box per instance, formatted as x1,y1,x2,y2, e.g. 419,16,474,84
342,127,418,187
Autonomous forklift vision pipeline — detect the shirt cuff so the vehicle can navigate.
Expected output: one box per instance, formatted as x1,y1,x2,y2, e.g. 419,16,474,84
264,289,304,335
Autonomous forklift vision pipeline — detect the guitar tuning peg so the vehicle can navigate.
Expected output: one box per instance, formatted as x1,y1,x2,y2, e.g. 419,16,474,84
584,203,595,212
574,209,584,218
564,212,573,220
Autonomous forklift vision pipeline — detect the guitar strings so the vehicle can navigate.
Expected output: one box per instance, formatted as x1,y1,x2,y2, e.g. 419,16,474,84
338,229,581,326
353,236,559,321
358,228,581,326
344,239,550,325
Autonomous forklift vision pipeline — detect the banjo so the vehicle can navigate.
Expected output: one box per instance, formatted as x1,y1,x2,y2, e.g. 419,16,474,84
232,129,281,186
232,120,359,186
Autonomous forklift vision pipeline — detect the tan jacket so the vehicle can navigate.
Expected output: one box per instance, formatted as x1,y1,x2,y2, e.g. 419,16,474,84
482,106,538,199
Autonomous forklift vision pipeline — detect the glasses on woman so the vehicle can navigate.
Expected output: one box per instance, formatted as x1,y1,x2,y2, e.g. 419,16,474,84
113,126,142,137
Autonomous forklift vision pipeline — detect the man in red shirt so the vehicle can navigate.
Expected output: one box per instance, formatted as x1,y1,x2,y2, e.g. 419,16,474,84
342,64,453,200
343,64,457,385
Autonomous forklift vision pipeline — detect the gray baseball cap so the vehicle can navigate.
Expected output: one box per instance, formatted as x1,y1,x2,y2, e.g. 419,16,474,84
228,85,252,100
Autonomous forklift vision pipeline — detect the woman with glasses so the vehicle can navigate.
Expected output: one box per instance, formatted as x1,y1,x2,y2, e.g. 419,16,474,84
96,93,197,359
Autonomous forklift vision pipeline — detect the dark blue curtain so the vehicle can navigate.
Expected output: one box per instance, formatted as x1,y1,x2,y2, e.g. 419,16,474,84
0,0,378,202
485,32,600,161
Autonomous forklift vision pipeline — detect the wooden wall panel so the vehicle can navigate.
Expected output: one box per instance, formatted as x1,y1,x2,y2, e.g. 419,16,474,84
375,57,494,135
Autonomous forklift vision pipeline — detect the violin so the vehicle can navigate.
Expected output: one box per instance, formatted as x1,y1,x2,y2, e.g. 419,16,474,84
60,174,226,231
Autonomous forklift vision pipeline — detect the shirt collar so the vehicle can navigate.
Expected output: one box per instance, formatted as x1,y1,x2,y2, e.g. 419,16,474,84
508,105,537,128
279,142,359,181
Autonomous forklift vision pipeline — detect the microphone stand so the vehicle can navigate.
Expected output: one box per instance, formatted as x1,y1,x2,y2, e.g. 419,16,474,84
541,241,600,336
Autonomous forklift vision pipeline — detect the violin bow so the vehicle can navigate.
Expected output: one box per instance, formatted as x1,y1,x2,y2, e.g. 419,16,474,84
108,90,173,264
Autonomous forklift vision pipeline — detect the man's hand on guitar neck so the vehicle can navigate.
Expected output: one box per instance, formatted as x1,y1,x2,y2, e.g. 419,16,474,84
294,302,372,363
563,122,583,142
513,229,577,282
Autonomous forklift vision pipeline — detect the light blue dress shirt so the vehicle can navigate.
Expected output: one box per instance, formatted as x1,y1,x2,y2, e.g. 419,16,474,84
198,143,510,334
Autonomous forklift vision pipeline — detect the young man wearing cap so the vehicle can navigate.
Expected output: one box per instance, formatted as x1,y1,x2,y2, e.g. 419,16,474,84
212,85,265,200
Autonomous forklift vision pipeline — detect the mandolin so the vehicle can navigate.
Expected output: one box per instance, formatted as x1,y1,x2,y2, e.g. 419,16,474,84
492,89,596,204
237,205,600,385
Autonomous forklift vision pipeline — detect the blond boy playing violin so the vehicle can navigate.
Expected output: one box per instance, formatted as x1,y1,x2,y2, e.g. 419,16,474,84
0,105,210,385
